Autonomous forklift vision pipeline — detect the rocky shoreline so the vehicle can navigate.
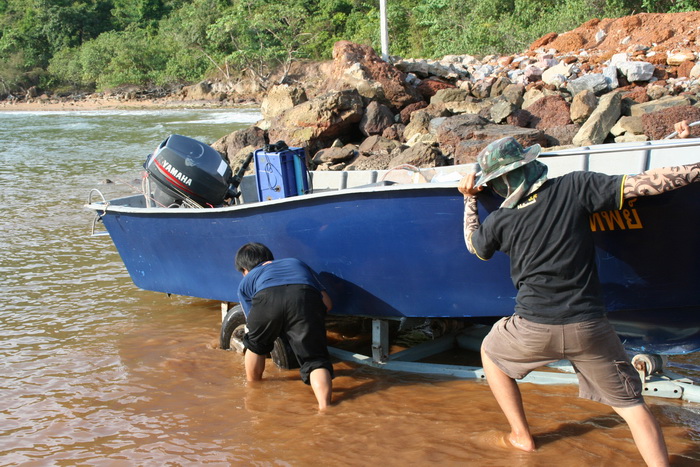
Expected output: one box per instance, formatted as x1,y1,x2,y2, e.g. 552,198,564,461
211,12,700,175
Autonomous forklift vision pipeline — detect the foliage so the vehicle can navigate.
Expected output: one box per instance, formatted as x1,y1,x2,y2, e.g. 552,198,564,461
0,0,693,94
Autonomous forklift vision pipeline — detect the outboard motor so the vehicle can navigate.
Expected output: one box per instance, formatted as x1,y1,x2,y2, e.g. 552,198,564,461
143,134,235,207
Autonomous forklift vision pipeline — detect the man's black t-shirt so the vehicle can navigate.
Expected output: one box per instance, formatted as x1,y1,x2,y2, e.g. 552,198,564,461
471,171,626,324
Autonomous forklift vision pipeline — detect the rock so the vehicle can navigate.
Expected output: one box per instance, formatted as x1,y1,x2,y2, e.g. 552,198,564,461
572,91,622,146
416,77,455,99
507,109,532,128
666,51,695,66
610,115,644,136
629,95,695,117
471,77,496,98
522,88,545,109
358,134,402,157
567,73,609,96
690,62,700,79
359,101,395,137
399,101,429,124
490,98,516,123
543,124,580,146
677,60,695,78
403,110,433,142
524,65,543,84
431,88,469,105
542,62,574,85
646,84,669,100
452,126,547,164
490,76,512,98
602,66,619,90
524,95,572,129
212,126,267,174
501,84,525,107
617,61,655,82
614,134,648,143
182,81,213,100
268,89,364,154
388,143,447,168
570,90,598,124
434,114,490,157
260,84,308,120
312,146,356,165
332,41,422,110
382,123,406,142
430,88,491,114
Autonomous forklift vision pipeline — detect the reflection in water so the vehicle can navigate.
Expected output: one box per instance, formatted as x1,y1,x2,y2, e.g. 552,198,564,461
1,110,699,466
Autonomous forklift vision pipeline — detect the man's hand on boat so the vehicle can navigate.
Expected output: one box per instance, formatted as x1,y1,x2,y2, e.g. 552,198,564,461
458,171,484,198
674,120,691,139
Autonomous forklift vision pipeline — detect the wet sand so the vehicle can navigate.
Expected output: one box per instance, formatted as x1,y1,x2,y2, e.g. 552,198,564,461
0,97,252,112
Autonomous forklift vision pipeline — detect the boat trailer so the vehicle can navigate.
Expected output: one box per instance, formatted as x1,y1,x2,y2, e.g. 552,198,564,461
326,318,700,404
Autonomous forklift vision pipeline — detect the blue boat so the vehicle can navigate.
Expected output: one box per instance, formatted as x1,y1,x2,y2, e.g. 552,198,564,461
88,136,700,355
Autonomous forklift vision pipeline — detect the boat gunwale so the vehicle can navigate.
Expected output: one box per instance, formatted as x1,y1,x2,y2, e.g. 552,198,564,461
86,181,461,215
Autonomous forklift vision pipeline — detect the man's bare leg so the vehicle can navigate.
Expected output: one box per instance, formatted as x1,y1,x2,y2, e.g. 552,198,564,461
309,368,332,410
613,404,669,467
481,348,535,451
245,350,266,381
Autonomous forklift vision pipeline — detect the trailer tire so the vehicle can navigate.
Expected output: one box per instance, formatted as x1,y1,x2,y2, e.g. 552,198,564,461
220,304,246,350
220,304,300,370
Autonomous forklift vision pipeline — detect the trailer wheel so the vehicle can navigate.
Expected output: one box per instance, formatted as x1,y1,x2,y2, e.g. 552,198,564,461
219,304,300,370
220,304,246,350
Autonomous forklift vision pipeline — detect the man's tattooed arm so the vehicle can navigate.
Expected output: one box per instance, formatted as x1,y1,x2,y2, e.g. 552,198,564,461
623,162,700,198
463,196,480,255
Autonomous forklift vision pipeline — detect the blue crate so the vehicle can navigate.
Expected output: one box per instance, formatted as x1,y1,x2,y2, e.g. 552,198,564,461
254,147,309,201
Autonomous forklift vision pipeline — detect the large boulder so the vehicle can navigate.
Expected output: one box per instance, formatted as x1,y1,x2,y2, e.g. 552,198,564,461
452,126,547,164
181,81,213,100
570,90,598,124
359,101,395,137
267,89,364,154
211,126,268,175
572,91,622,146
388,143,447,168
332,41,423,110
260,84,308,120
434,114,490,157
524,95,572,129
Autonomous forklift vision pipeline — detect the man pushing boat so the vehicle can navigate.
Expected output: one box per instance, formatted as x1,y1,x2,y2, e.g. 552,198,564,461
458,136,699,466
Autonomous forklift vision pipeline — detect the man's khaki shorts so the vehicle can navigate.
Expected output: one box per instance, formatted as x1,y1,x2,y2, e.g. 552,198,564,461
482,315,643,408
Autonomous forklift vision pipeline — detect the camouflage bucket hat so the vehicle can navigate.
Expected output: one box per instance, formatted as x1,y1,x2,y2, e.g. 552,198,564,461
475,137,542,187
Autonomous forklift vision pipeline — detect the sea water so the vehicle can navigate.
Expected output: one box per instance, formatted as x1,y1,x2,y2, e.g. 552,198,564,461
1,109,699,466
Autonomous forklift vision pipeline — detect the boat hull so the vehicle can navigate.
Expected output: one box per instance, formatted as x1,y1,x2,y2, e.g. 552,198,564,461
96,182,700,354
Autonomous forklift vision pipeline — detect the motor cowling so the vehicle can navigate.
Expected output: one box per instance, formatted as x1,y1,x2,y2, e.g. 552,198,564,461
144,134,234,207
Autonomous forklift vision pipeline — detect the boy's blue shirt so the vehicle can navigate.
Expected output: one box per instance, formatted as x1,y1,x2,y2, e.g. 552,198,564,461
237,258,325,316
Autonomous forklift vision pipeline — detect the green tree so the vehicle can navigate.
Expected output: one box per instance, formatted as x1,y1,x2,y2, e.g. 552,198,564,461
158,0,226,79
207,0,314,88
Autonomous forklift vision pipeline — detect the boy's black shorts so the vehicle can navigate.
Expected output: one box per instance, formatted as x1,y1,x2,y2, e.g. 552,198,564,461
243,284,334,384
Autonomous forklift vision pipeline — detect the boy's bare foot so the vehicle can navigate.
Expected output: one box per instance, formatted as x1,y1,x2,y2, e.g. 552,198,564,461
508,432,536,452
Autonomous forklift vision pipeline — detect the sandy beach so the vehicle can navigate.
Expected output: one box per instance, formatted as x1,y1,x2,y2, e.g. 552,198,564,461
0,96,256,112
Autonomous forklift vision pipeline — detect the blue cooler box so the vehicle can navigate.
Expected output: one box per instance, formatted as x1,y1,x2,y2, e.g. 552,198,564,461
254,147,309,201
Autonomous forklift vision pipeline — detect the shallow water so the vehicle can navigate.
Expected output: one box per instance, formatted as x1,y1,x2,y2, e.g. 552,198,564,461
1,109,699,466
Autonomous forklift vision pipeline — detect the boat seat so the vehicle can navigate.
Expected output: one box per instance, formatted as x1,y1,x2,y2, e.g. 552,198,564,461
310,171,347,191
350,180,397,189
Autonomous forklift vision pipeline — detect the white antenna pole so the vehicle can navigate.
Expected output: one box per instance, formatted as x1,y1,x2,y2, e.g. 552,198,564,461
379,0,389,61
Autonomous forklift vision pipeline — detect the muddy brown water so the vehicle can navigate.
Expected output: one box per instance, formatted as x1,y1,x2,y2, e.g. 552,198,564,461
1,110,698,465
